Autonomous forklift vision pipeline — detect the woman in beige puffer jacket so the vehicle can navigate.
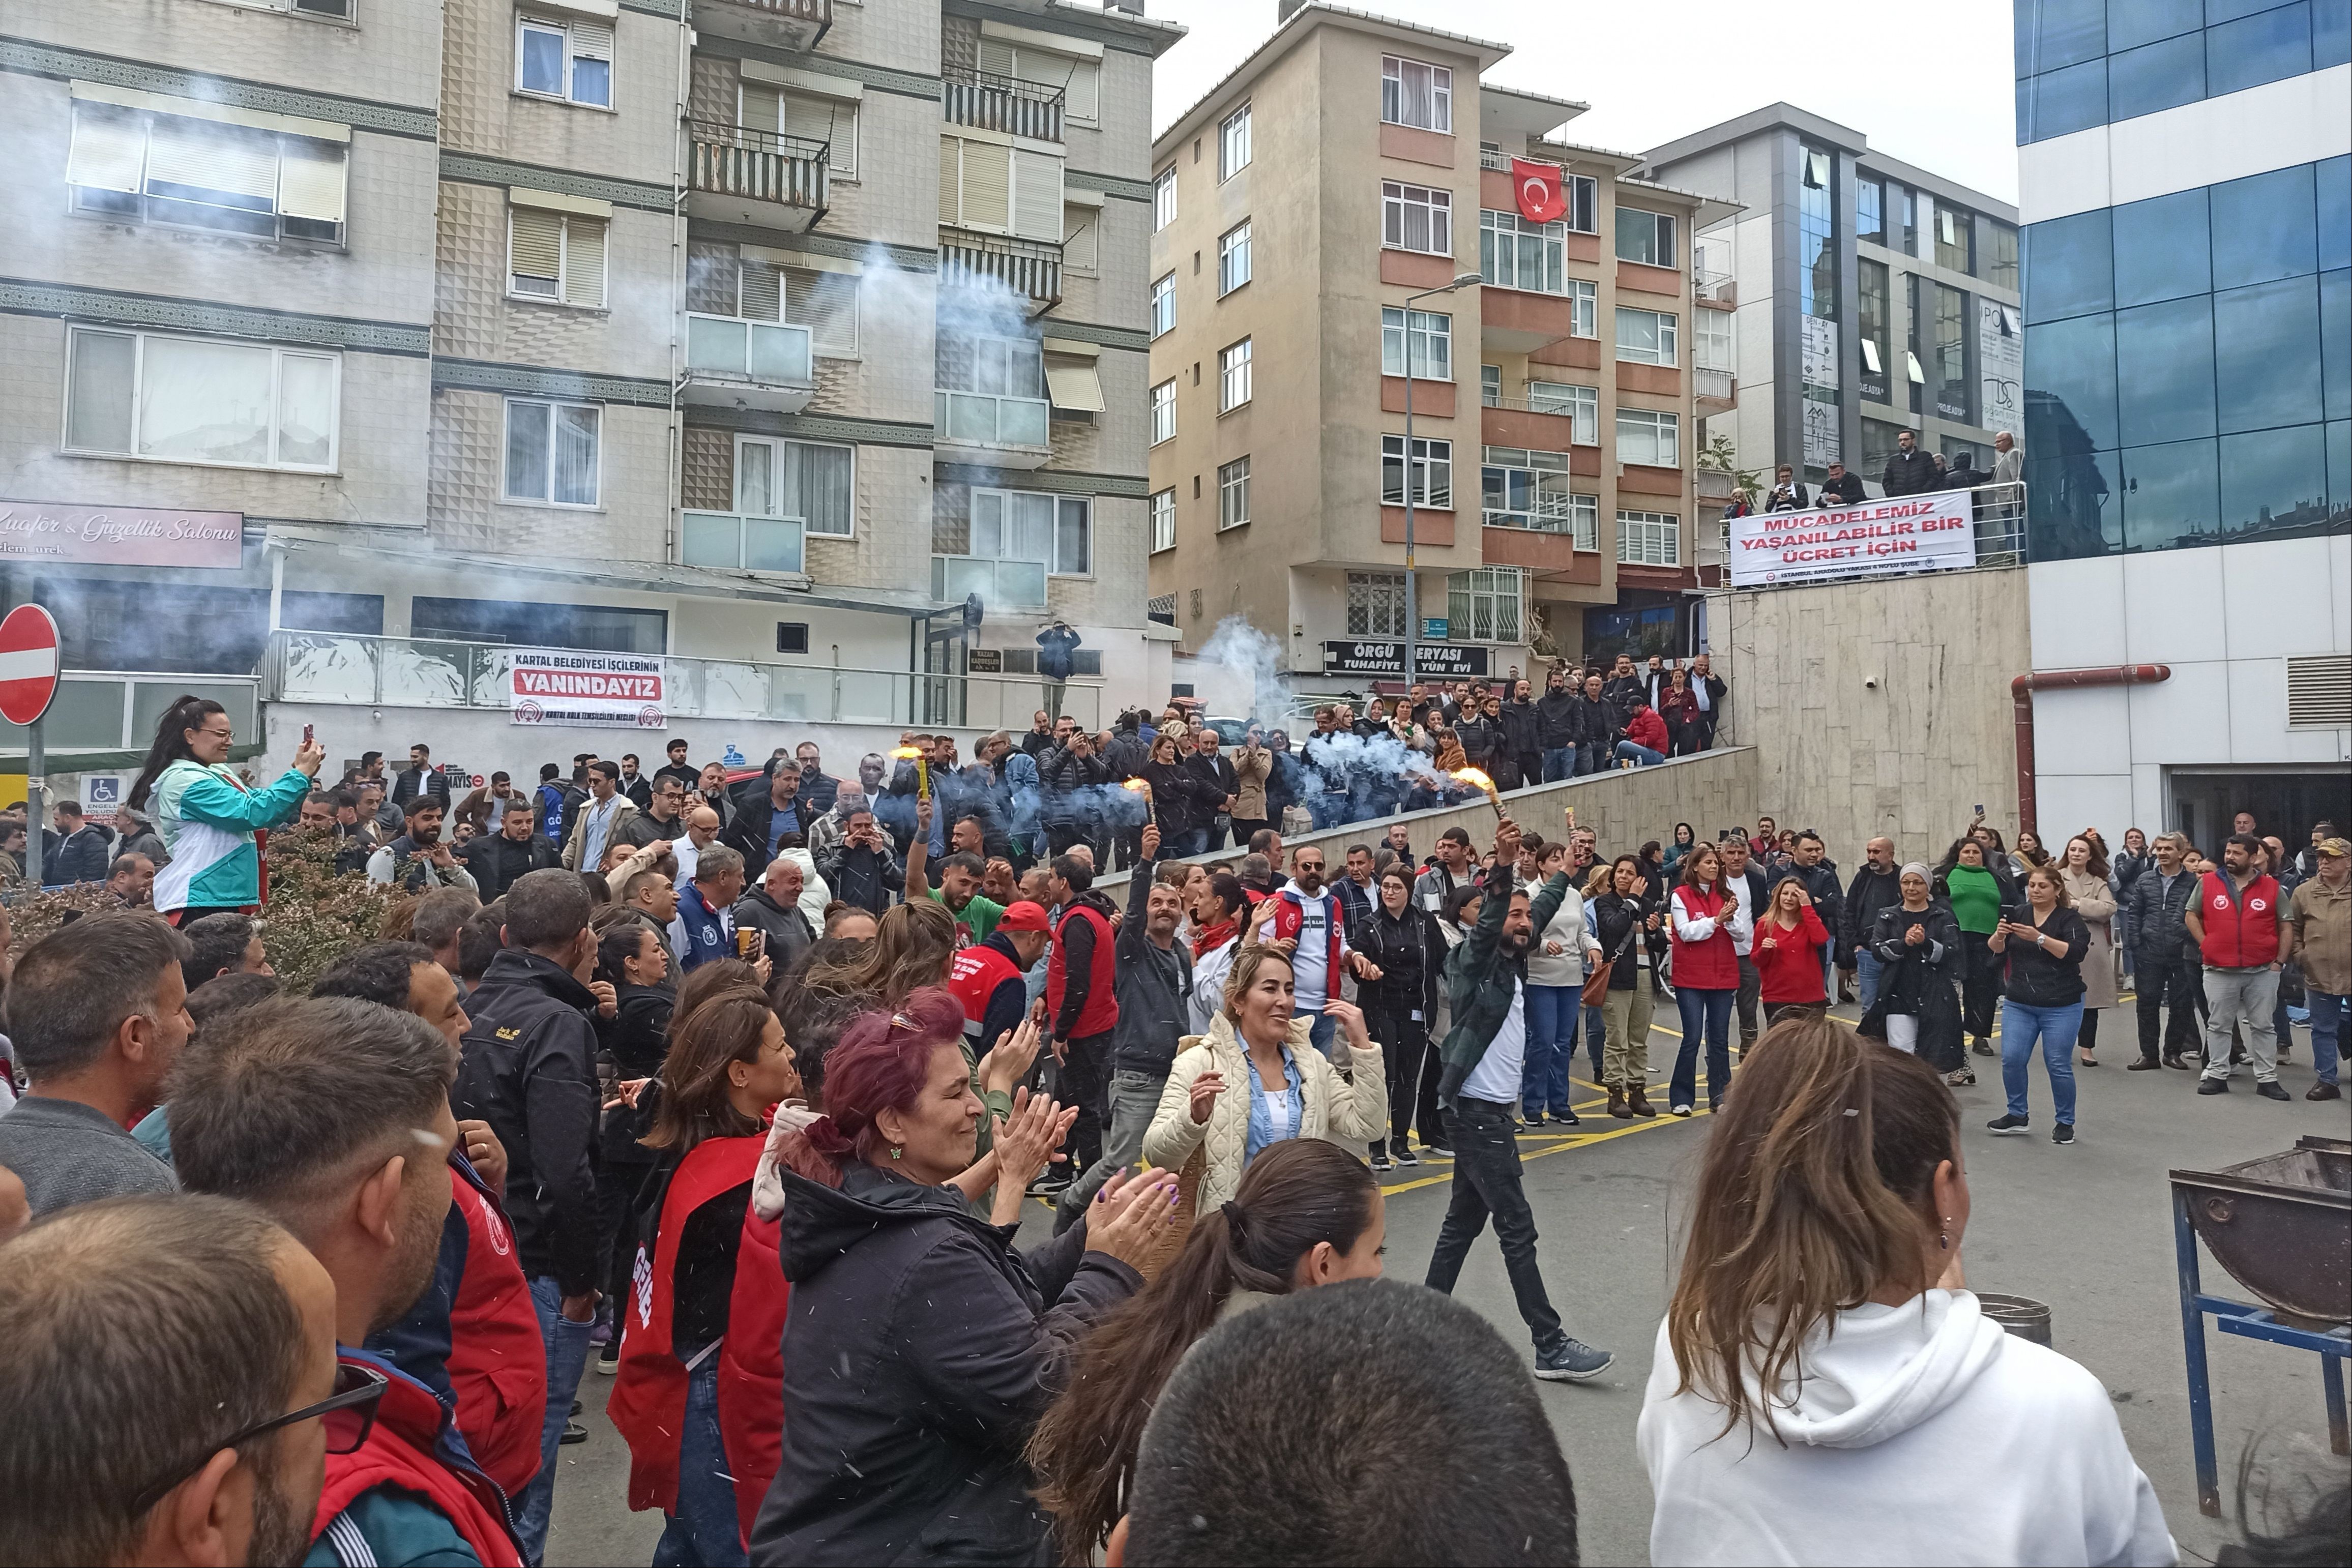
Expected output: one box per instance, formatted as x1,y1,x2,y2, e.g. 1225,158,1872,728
2059,834,2119,1065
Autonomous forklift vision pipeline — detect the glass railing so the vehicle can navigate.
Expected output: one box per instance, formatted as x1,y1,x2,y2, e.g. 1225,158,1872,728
934,389,1050,449
932,554,1048,610
0,672,259,758
687,315,814,385
680,511,806,574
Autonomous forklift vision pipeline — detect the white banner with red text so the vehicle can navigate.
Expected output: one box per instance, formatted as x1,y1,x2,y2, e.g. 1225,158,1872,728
508,648,669,729
1727,490,1980,587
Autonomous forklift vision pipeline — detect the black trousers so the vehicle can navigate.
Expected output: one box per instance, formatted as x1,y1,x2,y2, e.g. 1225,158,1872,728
1227,816,1272,854
1734,955,1761,1046
1424,1098,1564,1351
1368,1004,1432,1149
595,1159,654,1312
2135,953,2201,1058
1057,1029,1114,1173
1959,930,2001,1039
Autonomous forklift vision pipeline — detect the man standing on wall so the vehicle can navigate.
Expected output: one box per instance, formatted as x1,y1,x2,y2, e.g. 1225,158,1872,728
1881,428,1940,496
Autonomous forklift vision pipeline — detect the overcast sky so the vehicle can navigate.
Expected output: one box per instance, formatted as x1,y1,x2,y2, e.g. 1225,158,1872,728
1144,0,2021,203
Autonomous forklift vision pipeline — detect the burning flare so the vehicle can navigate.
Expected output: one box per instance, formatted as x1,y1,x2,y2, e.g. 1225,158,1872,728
1121,776,1154,823
1449,767,1500,806
890,745,930,800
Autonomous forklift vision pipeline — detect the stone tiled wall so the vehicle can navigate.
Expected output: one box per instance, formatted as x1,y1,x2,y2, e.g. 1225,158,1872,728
433,180,674,380
30,0,443,109
442,0,679,184
426,386,671,559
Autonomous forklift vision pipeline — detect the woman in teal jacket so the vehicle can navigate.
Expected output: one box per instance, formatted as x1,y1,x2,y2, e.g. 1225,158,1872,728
126,695,325,922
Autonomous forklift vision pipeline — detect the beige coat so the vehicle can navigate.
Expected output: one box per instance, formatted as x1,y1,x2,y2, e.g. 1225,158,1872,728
2062,867,2119,1010
1142,1011,1387,1215
1230,743,1271,820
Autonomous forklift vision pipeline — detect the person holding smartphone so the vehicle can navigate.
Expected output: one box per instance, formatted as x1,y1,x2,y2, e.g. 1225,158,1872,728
1985,865,2091,1145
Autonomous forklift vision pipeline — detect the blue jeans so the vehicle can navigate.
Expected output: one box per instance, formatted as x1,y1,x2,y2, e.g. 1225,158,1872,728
652,1357,747,1567
523,1276,597,1563
1521,984,1579,1116
1306,1009,1337,1059
1671,986,1736,1110
1542,746,1577,783
1615,741,1665,767
2000,999,2083,1126
1583,999,1608,1079
1855,948,1885,1013
2309,991,2346,1086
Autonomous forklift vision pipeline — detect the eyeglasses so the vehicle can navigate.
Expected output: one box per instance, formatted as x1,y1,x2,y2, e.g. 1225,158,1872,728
128,1362,387,1517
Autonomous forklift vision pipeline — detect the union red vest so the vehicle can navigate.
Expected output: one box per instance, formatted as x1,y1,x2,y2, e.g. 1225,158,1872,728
716,1193,788,1542
312,1351,523,1567
445,1159,545,1500
948,943,1023,1044
2198,871,2282,969
1670,884,1741,990
1047,900,1119,1039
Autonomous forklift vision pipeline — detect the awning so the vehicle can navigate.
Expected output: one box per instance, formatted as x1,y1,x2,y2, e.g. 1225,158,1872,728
1044,357,1105,413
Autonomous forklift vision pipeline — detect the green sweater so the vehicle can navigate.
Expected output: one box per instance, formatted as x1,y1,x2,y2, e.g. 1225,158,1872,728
1945,865,2004,935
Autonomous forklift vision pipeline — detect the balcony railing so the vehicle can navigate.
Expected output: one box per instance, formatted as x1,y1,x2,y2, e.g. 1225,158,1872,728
265,629,1102,729
933,555,1048,612
1478,146,1513,171
1694,268,1736,306
686,314,813,384
688,121,828,223
935,389,1051,450
939,228,1061,311
1694,366,1736,406
1694,466,1737,502
691,0,831,52
680,511,807,575
940,63,1064,141
0,671,259,763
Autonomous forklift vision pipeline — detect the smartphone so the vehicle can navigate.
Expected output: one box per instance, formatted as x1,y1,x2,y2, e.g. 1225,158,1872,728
1974,803,1984,815
303,723,315,745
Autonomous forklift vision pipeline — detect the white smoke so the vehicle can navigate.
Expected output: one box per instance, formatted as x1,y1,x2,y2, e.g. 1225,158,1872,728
1193,615,1290,725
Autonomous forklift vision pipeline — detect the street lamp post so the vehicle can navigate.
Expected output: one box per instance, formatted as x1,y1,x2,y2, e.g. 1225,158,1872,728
1400,272,1483,700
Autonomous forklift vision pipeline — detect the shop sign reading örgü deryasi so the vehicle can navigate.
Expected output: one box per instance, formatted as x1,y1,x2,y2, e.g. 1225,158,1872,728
1728,491,1979,587
509,648,668,729
0,500,244,568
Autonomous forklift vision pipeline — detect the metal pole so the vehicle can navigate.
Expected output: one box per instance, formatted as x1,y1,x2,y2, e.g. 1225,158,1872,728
24,716,43,888
1402,346,1416,696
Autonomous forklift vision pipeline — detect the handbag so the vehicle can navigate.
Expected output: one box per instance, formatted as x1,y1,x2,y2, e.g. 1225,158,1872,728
1582,902,1642,1006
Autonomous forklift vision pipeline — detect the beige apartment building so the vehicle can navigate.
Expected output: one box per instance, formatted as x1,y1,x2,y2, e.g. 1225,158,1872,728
1,0,1176,783
1145,2,1734,692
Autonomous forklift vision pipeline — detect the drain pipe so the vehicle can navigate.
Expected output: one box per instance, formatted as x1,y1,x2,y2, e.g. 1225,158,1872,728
2011,665,2169,836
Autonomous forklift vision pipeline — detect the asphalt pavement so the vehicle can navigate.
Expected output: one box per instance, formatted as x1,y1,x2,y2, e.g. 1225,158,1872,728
549,997,2352,1567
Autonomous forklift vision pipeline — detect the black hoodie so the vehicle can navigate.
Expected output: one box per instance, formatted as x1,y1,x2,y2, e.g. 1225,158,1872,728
750,1161,1139,1565
1535,688,1580,749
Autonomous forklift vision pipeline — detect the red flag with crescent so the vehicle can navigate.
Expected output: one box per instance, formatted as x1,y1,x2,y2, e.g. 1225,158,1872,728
1511,158,1566,224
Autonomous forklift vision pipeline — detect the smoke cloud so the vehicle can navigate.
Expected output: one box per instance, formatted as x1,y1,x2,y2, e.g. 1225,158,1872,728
1193,615,1289,725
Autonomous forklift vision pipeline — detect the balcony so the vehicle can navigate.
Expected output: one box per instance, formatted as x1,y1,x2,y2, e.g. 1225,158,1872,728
1694,466,1737,505
680,511,806,575
687,122,828,233
1480,394,1583,453
1694,365,1736,412
683,315,815,413
691,0,830,53
933,555,1048,613
1478,145,1513,171
941,63,1064,142
1694,268,1737,308
939,228,1061,314
934,389,1052,467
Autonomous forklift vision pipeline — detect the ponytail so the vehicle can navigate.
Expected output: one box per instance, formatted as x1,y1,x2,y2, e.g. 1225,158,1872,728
127,695,226,811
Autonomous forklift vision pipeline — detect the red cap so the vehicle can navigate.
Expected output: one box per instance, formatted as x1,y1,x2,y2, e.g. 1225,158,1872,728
997,900,1051,933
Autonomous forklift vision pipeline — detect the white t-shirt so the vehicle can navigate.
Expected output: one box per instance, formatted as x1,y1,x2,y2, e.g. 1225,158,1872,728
1287,887,1348,1013
1724,868,1758,957
1460,980,1526,1105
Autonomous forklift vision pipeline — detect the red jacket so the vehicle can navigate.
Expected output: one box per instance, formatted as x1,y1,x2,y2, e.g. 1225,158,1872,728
2197,871,2282,968
1627,707,1669,753
1752,906,1831,1004
1670,883,1741,990
313,1349,523,1567
445,1160,545,1500
1047,897,1119,1040
948,942,1023,1047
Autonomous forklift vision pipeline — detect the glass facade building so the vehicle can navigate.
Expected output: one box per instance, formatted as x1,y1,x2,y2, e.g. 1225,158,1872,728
2018,0,2350,143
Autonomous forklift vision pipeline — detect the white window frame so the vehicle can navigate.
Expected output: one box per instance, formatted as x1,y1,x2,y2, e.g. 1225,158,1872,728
1218,220,1252,294
1219,103,1250,180
1478,208,1563,293
1218,338,1253,412
1568,278,1597,338
1447,567,1522,644
1616,208,1677,269
1479,447,1576,536
1615,306,1678,366
1218,456,1251,530
515,14,612,109
1346,570,1408,637
1149,378,1175,445
1528,381,1598,445
1150,272,1175,338
1480,364,1501,406
1379,306,1451,381
973,486,1092,576
1150,487,1175,552
734,433,855,538
507,206,607,308
1563,174,1598,234
62,324,341,473
1615,407,1680,468
1153,166,1176,230
1695,309,1734,374
1379,55,1452,132
66,103,349,247
1617,510,1682,566
1380,433,1452,509
1568,492,1600,551
502,396,602,508
1383,181,1453,256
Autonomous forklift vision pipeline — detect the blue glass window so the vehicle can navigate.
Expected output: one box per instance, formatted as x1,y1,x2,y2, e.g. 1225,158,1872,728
2214,276,2322,433
2019,0,2108,72
2319,156,2350,271
2208,0,2298,21
2211,164,2318,288
2024,439,2119,559
2113,189,2212,306
2026,313,2120,451
2111,0,2203,50
2109,34,2207,118
2329,418,2352,517
2115,297,2217,446
2024,208,2114,322
2020,59,2110,141
2323,269,2350,420
2122,438,2222,550
2208,3,2312,96
2320,0,2350,66
2218,423,2331,535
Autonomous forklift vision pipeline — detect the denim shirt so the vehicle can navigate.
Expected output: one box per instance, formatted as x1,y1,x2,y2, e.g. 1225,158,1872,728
1244,1045,1306,1164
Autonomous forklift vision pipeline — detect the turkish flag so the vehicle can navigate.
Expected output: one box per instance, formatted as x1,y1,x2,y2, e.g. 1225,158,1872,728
1511,158,1566,224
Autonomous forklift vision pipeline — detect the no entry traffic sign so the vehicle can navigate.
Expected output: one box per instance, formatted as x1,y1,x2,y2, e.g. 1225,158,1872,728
0,603,62,727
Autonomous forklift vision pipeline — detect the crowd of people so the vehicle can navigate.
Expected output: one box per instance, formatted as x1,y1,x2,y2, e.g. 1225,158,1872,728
0,692,2343,1568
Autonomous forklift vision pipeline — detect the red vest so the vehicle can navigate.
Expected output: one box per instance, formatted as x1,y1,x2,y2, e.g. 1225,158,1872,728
948,943,1023,1044
312,1351,523,1567
607,1134,787,1547
1670,884,1741,990
1047,900,1120,1039
445,1159,546,1500
2198,871,2282,969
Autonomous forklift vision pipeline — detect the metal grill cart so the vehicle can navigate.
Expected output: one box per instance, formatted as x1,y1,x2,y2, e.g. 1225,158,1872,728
2170,1135,2351,1517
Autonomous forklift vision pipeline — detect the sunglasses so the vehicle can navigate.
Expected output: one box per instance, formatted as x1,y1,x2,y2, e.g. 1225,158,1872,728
129,1362,387,1517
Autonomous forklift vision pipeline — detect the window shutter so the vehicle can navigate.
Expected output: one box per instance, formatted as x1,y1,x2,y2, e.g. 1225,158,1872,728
1062,209,1097,271
569,19,612,61
741,84,781,133
277,141,348,223
784,94,853,175
1063,58,1099,119
740,260,782,322
67,107,145,193
510,206,563,293
962,139,1011,230
1010,149,1060,242
562,217,606,307
786,269,857,355
938,137,960,223
146,118,279,205
977,38,1018,79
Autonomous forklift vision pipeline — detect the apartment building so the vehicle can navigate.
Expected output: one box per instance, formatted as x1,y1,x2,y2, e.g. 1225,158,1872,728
1,0,1177,781
1640,104,2023,504
1144,2,1734,686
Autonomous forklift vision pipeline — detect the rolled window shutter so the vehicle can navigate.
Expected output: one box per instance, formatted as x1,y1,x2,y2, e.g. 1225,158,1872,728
784,94,852,175
740,259,782,321
1063,58,1098,119
938,137,960,223
278,141,348,223
562,217,606,307
977,38,1017,79
1011,150,1060,242
569,19,612,60
963,139,1010,231
787,269,857,354
146,118,280,206
68,107,145,193
1062,210,1097,270
741,84,781,133
510,206,562,292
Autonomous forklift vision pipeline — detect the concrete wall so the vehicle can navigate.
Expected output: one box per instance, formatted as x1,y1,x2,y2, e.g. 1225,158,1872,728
1703,568,2025,864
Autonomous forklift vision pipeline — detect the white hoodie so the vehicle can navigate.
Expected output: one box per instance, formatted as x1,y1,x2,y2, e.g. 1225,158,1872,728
1637,1291,2175,1567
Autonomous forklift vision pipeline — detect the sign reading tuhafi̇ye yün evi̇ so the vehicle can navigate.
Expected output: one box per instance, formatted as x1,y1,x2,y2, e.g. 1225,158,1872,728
0,500,244,568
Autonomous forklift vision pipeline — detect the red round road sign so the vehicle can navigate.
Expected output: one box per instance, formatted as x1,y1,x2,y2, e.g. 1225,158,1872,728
0,604,62,728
